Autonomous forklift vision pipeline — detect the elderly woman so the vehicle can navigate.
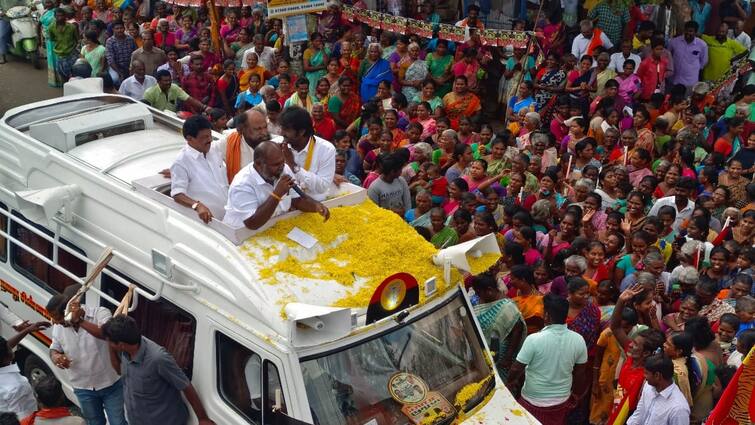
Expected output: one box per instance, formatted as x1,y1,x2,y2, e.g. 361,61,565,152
472,272,526,380
358,43,393,102
405,191,433,228
398,42,428,100
517,112,540,150
570,178,595,206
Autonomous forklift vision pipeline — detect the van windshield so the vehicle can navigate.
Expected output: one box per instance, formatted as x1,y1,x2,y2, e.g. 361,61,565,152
300,292,493,425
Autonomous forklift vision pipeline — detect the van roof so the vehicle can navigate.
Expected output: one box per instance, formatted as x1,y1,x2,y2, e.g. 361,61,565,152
1,94,483,348
6,95,184,184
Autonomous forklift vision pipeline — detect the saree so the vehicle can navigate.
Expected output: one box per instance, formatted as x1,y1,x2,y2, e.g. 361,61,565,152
596,68,617,96
431,226,458,248
474,299,526,380
534,68,566,110
452,59,480,91
566,302,601,354
304,48,327,91
589,327,622,424
359,58,392,101
513,294,544,335
328,93,361,128
426,53,453,96
40,9,61,87
400,59,428,100
606,356,646,425
442,92,481,130
238,65,266,92
616,74,641,105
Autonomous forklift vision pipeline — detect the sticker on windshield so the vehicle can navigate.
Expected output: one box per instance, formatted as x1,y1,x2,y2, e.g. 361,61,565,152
388,372,456,424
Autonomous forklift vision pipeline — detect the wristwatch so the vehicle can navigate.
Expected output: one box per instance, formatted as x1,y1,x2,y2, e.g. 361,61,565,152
191,202,199,210
291,165,301,173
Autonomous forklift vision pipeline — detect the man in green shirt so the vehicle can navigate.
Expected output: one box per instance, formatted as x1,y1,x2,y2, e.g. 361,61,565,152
701,22,748,81
48,7,78,81
143,70,211,114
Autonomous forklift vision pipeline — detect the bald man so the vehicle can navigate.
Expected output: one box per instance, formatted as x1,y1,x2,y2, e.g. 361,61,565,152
223,141,329,229
215,109,271,182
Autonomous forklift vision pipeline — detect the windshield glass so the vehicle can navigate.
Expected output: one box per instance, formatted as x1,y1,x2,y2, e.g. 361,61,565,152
301,293,492,425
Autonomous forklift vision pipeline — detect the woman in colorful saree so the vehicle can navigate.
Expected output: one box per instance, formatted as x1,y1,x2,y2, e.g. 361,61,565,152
471,272,526,380
358,43,392,102
426,39,454,97
303,32,329,91
398,42,428,100
442,76,481,130
327,76,361,129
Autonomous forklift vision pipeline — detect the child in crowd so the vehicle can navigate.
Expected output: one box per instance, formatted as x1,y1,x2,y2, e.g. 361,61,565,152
735,296,755,336
718,313,741,362
234,74,262,111
727,329,755,368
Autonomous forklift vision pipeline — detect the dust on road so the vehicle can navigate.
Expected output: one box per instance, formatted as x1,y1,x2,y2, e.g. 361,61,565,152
0,55,61,115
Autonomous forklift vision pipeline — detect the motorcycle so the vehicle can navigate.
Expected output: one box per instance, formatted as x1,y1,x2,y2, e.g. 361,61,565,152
0,0,41,68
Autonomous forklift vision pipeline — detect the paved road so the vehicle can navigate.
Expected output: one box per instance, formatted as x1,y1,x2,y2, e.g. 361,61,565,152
0,55,61,115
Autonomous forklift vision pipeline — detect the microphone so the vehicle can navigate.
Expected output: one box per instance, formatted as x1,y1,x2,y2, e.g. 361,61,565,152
284,174,306,197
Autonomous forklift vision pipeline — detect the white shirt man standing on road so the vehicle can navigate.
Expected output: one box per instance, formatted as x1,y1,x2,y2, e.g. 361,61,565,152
46,284,127,425
170,115,229,223
627,354,690,425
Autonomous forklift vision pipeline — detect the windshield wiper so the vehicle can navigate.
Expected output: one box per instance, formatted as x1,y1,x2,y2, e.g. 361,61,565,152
454,375,495,415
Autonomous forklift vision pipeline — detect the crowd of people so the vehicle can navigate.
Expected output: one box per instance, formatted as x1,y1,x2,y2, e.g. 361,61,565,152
1,0,755,423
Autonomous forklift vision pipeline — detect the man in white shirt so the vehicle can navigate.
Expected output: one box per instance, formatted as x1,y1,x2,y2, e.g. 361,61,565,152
46,285,127,425
214,109,271,183
117,60,156,100
243,35,275,71
732,19,751,50
0,322,50,419
648,177,696,232
276,106,336,202
627,354,690,425
223,142,330,229
571,20,613,61
609,39,642,73
170,115,229,223
506,292,587,425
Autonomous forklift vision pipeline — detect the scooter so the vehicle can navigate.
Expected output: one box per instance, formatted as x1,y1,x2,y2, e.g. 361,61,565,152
0,0,40,68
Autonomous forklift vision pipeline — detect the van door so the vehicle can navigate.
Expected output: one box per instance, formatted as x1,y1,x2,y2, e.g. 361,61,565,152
212,324,292,425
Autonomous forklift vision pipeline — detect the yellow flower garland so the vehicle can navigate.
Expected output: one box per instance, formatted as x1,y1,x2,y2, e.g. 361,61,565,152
240,201,497,309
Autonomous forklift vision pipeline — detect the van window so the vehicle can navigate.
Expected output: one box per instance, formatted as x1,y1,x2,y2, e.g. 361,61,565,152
264,361,287,420
0,203,7,262
216,333,288,424
100,272,196,378
10,211,86,294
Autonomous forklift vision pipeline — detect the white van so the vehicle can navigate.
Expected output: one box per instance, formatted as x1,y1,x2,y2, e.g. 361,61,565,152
0,94,538,425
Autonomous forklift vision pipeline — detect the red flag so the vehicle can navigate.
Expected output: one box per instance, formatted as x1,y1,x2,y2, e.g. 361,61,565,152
705,346,755,425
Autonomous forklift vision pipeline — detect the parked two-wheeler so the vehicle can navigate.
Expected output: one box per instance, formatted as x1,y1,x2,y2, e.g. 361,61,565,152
0,0,41,68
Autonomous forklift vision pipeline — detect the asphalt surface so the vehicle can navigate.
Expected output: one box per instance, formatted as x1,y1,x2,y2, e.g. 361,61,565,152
0,54,62,116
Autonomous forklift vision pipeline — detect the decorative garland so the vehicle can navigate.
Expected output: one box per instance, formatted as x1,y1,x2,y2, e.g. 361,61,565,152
342,5,531,49
709,59,752,99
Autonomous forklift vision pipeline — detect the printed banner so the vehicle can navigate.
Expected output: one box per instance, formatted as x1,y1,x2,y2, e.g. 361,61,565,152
342,6,531,48
267,0,326,18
